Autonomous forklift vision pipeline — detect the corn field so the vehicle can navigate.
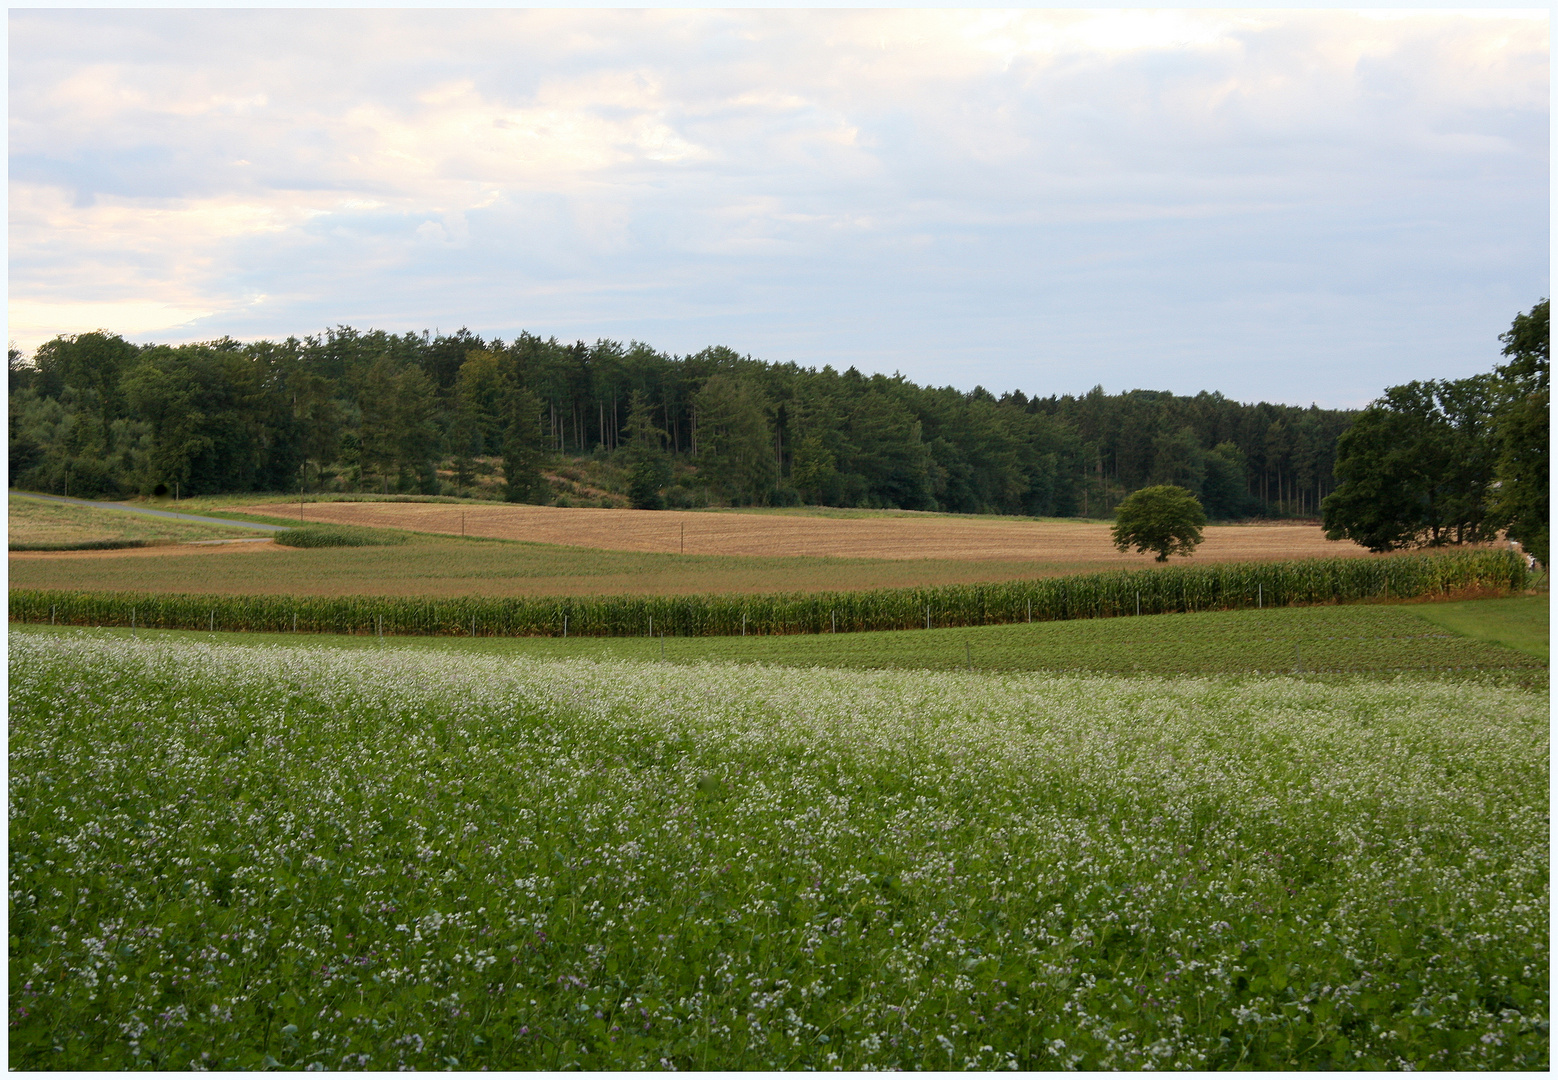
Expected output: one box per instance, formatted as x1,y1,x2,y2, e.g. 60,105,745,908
8,549,1528,639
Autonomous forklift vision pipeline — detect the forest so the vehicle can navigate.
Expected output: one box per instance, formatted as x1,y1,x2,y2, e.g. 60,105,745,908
7,326,1356,521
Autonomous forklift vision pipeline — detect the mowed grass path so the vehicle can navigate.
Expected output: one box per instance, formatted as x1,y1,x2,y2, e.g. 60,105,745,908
18,598,1545,679
1413,594,1549,661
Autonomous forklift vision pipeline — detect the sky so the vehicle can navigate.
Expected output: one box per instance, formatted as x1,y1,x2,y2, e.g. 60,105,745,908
7,7,1549,408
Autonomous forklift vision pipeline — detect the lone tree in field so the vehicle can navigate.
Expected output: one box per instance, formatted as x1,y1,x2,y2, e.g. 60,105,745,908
1112,485,1206,561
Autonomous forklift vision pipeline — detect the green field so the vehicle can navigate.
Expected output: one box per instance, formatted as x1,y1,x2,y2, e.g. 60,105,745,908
18,599,1545,680
7,494,258,550
9,632,1547,1070
1412,594,1549,661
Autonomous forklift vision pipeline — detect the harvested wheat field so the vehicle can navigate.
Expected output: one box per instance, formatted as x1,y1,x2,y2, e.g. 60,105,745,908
229,501,1364,564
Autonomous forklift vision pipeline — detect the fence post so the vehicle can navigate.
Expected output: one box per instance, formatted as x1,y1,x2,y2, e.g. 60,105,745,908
210,610,215,633
1257,583,1262,609
563,615,568,638
1027,599,1032,623
1136,591,1140,617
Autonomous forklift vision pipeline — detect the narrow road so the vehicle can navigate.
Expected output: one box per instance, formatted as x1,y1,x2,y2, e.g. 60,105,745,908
9,490,290,531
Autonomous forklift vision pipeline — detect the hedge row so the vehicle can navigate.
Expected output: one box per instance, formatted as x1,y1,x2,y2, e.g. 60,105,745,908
9,549,1528,639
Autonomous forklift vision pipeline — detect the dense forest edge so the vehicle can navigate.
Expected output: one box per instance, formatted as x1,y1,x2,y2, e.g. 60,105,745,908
6,298,1546,565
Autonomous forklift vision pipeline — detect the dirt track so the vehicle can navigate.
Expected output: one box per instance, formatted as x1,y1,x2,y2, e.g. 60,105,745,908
228,502,1365,564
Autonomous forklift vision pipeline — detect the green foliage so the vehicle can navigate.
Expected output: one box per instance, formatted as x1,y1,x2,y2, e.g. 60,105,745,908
623,391,671,510
1491,299,1549,565
9,549,1528,638
271,525,409,549
9,539,152,552
10,324,1360,515
692,375,776,504
1323,377,1501,552
9,634,1548,1069
501,386,549,504
1111,484,1206,561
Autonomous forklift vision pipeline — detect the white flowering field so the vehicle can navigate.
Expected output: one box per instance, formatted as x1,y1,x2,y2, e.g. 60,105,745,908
9,631,1549,1070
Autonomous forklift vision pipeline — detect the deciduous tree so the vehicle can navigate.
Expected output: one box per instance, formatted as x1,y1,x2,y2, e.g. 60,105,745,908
1111,485,1206,561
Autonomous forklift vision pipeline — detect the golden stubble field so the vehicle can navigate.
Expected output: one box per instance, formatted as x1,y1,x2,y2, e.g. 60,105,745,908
10,501,1378,599
229,501,1363,564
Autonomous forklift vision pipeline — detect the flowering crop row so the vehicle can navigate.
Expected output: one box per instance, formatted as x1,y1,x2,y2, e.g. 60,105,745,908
9,632,1548,1070
8,548,1527,638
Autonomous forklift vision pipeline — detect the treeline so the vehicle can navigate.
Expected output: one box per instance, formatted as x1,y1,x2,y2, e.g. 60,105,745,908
1323,300,1549,565
8,325,1357,520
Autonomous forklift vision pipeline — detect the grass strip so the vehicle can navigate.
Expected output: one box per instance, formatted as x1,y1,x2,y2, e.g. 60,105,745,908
271,524,409,548
8,539,159,552
18,600,1545,684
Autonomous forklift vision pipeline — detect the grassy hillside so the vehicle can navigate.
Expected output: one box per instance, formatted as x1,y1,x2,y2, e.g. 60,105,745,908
8,494,259,550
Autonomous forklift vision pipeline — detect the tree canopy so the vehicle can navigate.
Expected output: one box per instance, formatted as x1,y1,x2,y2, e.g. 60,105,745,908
10,324,1358,518
1322,300,1547,562
1111,485,1207,562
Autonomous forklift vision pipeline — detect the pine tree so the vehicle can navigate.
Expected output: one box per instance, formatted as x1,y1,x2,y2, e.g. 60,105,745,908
502,386,549,503
624,391,671,510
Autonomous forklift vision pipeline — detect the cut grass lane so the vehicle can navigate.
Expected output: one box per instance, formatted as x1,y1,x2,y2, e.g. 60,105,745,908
17,598,1544,680
1409,593,1549,661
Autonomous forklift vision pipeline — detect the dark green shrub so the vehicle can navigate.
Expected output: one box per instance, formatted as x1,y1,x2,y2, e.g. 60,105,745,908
271,525,408,548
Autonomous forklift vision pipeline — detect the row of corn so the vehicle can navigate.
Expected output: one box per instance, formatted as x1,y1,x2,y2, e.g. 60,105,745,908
9,549,1527,639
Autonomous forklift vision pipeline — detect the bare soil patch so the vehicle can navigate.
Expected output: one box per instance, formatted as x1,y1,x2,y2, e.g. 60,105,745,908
229,501,1366,565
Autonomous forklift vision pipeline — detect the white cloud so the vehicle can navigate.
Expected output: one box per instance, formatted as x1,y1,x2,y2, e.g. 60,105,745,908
6,8,1547,405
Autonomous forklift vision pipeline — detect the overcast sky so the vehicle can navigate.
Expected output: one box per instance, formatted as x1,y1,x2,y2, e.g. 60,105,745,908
7,7,1549,407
